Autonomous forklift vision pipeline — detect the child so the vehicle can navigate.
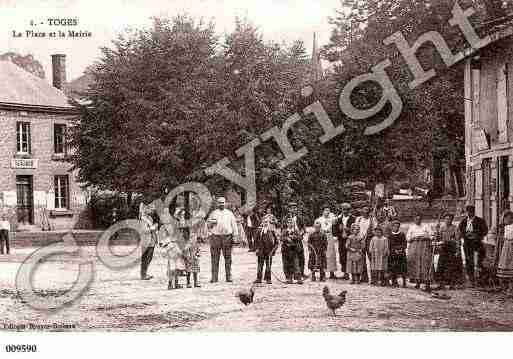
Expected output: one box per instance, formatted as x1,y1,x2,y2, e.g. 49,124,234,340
308,220,328,282
369,227,389,286
388,220,407,287
281,218,304,285
254,205,278,284
497,210,513,294
158,226,186,290
346,223,365,284
184,238,201,288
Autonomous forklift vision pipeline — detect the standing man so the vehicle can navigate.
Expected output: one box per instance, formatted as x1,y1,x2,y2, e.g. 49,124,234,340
283,202,306,278
458,205,488,286
139,203,158,280
244,209,258,253
0,213,11,255
208,197,238,283
333,203,356,280
355,206,377,283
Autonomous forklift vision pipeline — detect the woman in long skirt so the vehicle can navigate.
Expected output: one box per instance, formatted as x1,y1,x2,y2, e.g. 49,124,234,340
406,214,434,292
497,210,513,294
388,220,407,287
317,206,338,279
434,213,464,290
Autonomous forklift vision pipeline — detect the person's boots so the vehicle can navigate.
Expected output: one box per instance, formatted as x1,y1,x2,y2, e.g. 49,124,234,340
402,276,407,288
193,273,201,288
311,272,317,282
295,273,303,285
329,272,337,280
168,280,174,290
320,270,326,282
186,273,192,288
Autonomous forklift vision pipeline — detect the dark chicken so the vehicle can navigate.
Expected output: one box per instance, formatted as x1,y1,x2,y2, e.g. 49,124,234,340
322,286,347,316
236,285,255,306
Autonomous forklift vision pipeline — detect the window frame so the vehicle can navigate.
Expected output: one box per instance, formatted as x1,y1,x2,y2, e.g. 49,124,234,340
54,123,67,155
16,121,31,155
54,175,70,210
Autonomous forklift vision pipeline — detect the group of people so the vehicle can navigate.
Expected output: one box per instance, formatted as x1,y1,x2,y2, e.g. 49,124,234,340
137,191,513,294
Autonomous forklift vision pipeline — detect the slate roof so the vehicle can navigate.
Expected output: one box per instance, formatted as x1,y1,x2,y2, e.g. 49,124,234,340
0,60,73,110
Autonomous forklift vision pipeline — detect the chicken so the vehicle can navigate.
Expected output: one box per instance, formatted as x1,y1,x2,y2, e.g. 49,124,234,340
322,286,347,316
236,285,255,306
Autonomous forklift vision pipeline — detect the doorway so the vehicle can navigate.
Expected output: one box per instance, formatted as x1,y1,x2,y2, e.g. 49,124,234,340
16,175,33,225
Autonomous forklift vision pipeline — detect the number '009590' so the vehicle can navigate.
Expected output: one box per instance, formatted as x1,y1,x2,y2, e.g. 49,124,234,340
5,344,37,352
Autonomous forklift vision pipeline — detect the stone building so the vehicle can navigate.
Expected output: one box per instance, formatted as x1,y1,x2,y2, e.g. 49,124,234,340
0,54,87,231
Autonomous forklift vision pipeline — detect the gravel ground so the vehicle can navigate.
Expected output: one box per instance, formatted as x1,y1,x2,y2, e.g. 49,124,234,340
0,236,513,332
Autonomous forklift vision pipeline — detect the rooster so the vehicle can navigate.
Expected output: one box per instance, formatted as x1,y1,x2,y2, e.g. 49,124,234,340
322,286,347,316
236,284,256,306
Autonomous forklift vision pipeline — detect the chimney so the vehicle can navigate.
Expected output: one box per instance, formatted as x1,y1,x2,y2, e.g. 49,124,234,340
51,54,66,90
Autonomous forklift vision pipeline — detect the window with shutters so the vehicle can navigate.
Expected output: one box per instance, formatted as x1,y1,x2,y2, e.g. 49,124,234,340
54,124,66,154
16,122,31,154
54,175,69,210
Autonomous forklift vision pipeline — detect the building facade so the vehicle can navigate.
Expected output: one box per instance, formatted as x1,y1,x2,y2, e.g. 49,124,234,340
464,24,513,243
0,55,87,231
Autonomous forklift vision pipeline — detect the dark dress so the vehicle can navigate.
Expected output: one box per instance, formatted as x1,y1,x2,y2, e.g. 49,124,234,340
435,224,464,285
389,232,407,275
308,231,327,271
281,228,302,280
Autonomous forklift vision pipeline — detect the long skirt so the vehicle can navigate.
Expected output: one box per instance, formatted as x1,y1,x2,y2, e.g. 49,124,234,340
497,239,513,278
282,245,300,279
435,242,464,284
326,235,338,272
407,239,433,282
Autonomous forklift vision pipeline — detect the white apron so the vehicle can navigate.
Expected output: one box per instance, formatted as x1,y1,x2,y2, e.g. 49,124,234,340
317,215,338,273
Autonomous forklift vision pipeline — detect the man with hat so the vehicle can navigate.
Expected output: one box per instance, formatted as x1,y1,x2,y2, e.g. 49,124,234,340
333,203,356,280
283,202,307,278
457,205,488,286
207,197,239,283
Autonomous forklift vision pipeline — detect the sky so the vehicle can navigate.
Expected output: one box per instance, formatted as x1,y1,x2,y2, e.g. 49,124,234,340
1,0,341,83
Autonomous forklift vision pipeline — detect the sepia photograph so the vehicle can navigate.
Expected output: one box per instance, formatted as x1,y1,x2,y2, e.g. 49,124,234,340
1,0,513,356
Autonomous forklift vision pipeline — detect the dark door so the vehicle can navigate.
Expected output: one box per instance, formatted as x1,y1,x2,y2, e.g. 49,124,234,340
16,175,33,225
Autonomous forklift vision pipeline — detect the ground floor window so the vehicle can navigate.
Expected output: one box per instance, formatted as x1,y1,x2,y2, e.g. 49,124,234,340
54,175,69,210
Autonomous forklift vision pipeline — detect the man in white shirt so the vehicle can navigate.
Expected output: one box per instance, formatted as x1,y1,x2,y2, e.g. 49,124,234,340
0,214,11,255
207,197,238,283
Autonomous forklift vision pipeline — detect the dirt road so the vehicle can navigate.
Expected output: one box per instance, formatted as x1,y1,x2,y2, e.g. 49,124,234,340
0,245,512,331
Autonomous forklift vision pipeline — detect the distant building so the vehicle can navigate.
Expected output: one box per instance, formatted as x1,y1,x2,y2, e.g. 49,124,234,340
0,54,87,231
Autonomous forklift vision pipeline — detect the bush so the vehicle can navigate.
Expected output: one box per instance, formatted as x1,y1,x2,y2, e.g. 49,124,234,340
88,192,143,229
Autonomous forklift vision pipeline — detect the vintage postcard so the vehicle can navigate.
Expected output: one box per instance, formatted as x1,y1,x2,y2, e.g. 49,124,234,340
0,0,512,356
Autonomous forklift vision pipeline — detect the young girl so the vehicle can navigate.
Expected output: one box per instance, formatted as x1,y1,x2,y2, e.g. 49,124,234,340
388,220,407,288
308,220,328,282
281,218,304,285
369,227,389,286
184,237,201,288
497,210,513,294
346,223,365,284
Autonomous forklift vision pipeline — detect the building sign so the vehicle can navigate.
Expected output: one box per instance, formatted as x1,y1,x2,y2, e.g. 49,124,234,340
11,158,38,169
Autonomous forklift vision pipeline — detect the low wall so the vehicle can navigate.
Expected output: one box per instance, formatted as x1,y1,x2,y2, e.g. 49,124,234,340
393,198,466,221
